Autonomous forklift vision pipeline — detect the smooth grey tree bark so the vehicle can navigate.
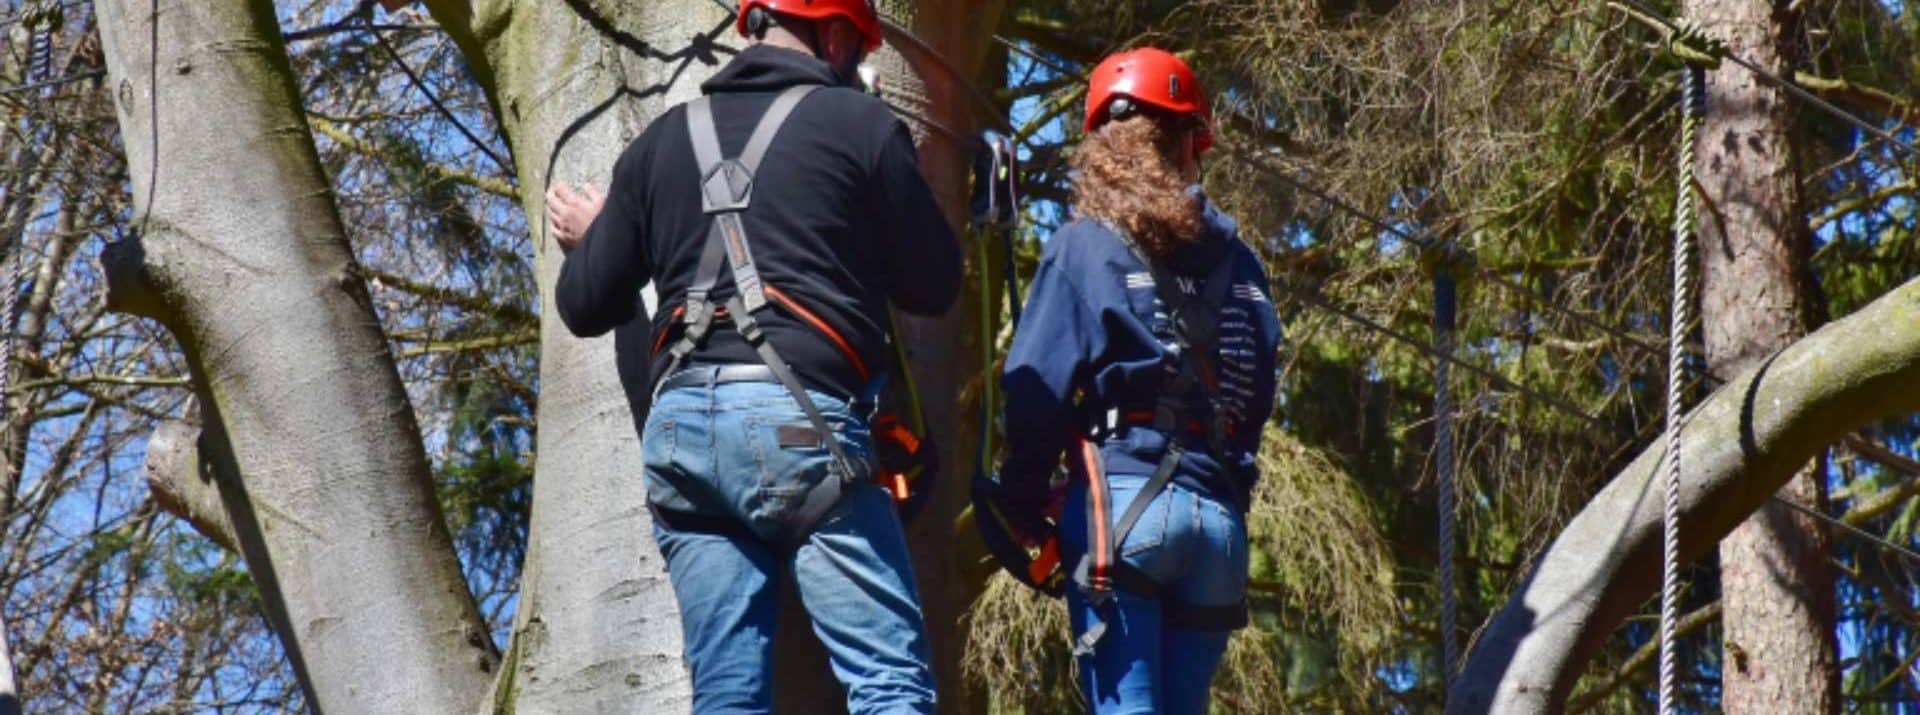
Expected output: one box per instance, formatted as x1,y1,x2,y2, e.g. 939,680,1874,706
92,0,496,711
1449,275,1920,714
145,418,239,553
0,609,17,715
423,2,719,710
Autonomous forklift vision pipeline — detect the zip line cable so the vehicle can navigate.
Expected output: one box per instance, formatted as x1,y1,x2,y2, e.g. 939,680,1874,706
1770,495,1920,565
1609,0,1920,162
1273,277,1616,432
993,35,1083,80
362,10,514,173
0,69,103,98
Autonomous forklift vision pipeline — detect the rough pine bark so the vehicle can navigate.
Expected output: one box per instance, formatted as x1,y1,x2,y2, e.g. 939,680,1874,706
421,1,999,711
1686,0,1839,709
1450,276,1920,713
92,0,496,711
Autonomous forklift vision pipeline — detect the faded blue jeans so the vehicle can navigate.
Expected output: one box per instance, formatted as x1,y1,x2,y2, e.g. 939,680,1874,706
643,367,936,714
1062,470,1250,715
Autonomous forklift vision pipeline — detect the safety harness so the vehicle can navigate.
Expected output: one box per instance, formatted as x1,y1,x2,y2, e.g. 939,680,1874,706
963,141,1252,644
1069,237,1251,652
650,84,933,547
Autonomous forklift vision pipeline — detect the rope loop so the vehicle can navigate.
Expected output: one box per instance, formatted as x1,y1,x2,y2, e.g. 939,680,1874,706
1664,19,1727,70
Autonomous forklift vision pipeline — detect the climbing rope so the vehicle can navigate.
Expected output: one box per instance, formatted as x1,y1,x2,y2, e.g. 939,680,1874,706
25,2,59,82
1432,256,1460,701
1659,58,1709,715
0,237,25,502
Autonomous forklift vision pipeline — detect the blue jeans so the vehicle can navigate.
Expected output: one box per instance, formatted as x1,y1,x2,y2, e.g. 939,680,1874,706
643,368,936,714
1061,470,1249,715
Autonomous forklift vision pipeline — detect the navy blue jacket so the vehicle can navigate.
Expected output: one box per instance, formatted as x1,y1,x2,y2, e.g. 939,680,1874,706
1000,203,1282,508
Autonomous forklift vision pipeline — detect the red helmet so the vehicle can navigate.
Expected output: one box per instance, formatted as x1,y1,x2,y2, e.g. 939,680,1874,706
737,0,884,53
1084,47,1213,153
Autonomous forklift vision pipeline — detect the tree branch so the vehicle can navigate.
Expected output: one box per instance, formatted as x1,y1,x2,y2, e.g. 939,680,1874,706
395,329,537,357
1566,601,1721,713
308,115,516,199
1840,434,1920,527
143,420,238,553
353,265,535,326
1453,276,1920,713
1810,179,1917,233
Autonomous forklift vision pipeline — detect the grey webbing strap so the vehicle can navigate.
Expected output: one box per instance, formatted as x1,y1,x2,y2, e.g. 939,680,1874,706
686,85,819,181
741,86,817,174
1142,250,1241,462
718,214,768,313
724,295,860,546
664,230,730,368
1198,256,1237,453
687,96,724,177
1071,442,1183,654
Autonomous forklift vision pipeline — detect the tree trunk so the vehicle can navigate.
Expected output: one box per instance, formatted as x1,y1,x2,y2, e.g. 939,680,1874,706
422,1,998,710
0,609,16,715
92,1,496,711
1449,275,1920,713
1686,0,1838,709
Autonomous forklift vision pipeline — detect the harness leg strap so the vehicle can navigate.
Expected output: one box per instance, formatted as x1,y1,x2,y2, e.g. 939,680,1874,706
1072,444,1183,654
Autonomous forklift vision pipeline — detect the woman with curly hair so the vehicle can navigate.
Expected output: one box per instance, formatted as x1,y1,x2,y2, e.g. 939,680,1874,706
994,48,1285,714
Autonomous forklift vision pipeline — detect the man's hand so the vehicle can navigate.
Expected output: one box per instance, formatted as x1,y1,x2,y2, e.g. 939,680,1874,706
545,183,606,253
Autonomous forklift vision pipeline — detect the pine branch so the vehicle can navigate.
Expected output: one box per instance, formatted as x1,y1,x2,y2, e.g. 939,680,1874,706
1566,601,1721,713
307,115,516,199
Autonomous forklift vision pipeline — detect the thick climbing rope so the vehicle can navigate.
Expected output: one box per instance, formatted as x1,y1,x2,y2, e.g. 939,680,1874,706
0,238,24,500
1659,58,1709,715
25,2,58,82
1432,258,1460,701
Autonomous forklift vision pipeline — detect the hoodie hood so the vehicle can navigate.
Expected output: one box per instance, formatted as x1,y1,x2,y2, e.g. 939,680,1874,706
701,44,841,95
1162,187,1238,274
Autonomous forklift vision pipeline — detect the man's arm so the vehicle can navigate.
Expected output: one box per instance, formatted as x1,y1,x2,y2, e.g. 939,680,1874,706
873,122,962,316
556,139,653,338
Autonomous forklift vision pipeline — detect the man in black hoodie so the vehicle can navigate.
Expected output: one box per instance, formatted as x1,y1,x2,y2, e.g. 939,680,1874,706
549,0,961,711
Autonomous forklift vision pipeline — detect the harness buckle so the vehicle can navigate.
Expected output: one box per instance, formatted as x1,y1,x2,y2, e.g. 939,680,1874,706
1085,406,1120,440
737,317,766,346
700,159,755,213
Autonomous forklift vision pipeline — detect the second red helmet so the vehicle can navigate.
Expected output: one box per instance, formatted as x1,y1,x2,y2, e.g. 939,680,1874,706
737,0,884,53
1083,47,1213,153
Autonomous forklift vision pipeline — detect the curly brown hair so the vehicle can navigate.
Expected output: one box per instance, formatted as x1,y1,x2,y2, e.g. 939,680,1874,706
1070,114,1205,257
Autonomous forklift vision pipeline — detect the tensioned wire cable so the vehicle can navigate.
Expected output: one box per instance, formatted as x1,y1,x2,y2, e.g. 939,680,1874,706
1610,0,1920,162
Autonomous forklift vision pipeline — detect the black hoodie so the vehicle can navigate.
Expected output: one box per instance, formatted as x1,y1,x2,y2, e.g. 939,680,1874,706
557,44,963,408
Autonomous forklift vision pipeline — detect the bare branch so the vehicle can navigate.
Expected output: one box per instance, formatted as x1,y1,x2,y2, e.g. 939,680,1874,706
143,420,237,553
